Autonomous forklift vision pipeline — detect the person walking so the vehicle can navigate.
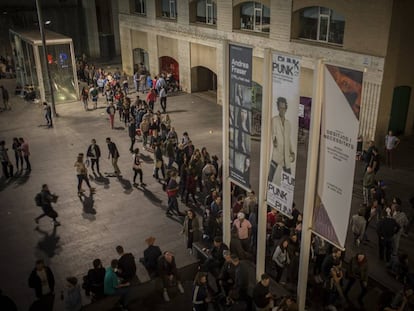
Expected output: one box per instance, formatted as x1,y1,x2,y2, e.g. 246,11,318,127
385,130,400,169
153,143,165,181
106,102,116,129
146,88,156,111
80,86,89,111
86,139,101,175
19,137,31,171
0,140,13,178
159,86,167,113
106,137,120,175
28,260,55,311
362,166,375,205
182,209,200,255
12,137,23,171
166,171,182,216
43,102,53,128
128,117,136,152
350,208,367,247
377,207,400,262
157,251,185,302
132,148,143,186
272,238,290,283
192,272,210,311
34,184,60,226
0,85,10,110
344,253,368,307
74,153,95,196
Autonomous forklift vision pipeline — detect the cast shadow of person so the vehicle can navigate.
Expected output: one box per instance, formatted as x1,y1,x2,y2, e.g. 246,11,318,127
79,193,97,220
117,175,133,194
89,172,110,189
134,184,162,207
13,169,31,187
35,226,61,258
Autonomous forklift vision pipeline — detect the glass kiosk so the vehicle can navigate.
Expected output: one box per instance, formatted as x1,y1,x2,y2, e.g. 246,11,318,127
9,29,79,103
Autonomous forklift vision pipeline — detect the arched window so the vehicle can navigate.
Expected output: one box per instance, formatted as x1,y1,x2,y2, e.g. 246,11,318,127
297,6,345,45
195,0,217,25
239,1,270,33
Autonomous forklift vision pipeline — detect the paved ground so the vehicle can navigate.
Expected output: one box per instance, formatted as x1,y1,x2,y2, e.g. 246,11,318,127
0,75,413,310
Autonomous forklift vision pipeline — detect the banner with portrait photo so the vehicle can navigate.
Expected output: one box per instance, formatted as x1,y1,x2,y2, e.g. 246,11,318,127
312,64,363,248
228,44,252,189
266,53,301,217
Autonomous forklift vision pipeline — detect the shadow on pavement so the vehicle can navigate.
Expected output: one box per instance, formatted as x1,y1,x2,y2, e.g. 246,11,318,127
113,126,125,130
139,154,154,164
90,173,110,189
117,175,133,194
135,185,163,207
79,193,97,219
13,170,31,187
35,226,61,258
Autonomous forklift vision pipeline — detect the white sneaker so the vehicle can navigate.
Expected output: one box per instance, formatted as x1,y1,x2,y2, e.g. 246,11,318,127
163,289,170,302
177,282,185,294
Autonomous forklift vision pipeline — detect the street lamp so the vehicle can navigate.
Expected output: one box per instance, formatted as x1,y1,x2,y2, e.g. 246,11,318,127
35,0,57,117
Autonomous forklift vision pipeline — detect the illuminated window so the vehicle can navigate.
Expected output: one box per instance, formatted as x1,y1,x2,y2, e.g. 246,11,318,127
239,2,270,33
298,6,345,45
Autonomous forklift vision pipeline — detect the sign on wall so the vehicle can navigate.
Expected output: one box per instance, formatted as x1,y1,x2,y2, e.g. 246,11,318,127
228,44,253,189
266,53,301,216
312,64,363,248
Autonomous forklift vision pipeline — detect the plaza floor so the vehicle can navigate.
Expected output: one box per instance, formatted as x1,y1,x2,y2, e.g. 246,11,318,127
0,76,413,310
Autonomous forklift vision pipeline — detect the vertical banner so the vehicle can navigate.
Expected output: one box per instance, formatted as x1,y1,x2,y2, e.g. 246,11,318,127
266,53,301,216
229,44,252,189
312,64,363,248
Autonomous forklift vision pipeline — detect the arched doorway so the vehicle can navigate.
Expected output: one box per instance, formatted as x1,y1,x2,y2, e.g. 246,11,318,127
159,56,179,82
133,48,149,74
191,66,217,92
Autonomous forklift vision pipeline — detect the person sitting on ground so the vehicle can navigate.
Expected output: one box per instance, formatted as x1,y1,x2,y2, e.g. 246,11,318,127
63,277,82,311
115,246,137,283
83,259,106,300
140,236,162,279
104,259,130,308
157,251,185,302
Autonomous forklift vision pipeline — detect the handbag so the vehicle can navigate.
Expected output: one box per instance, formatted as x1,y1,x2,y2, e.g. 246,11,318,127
155,160,163,169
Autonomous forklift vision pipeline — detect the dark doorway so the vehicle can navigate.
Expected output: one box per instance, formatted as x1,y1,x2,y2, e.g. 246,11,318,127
190,66,217,92
159,56,179,82
388,86,411,135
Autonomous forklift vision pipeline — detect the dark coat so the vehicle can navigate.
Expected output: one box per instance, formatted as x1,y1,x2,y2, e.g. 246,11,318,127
107,142,119,158
143,245,162,271
28,267,55,298
87,144,101,158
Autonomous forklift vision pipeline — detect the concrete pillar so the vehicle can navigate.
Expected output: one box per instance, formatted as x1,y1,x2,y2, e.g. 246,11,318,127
177,40,191,93
81,0,100,58
111,0,121,55
217,0,232,32
216,43,225,105
270,0,292,42
147,32,158,76
120,27,133,75
177,0,189,26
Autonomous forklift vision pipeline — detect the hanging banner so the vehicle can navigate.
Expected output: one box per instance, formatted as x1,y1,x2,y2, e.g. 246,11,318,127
229,44,252,189
266,53,301,216
312,64,363,248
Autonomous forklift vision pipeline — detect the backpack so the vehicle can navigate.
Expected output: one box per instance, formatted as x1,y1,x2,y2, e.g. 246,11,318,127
35,192,43,206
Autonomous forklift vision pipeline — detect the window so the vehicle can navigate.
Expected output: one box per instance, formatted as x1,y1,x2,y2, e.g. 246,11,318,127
298,6,345,45
240,2,270,33
160,0,177,19
195,0,217,25
134,0,146,15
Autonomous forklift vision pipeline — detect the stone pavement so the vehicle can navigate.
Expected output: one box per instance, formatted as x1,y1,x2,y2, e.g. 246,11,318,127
0,76,413,310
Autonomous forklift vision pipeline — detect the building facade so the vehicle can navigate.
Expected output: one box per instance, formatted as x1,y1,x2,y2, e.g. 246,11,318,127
118,0,414,143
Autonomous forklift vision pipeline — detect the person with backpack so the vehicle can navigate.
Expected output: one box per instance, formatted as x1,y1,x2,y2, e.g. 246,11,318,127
89,85,99,110
34,184,60,226
106,102,116,129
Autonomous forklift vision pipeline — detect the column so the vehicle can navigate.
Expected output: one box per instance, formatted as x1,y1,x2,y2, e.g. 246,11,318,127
120,27,133,75
81,0,100,58
177,40,191,93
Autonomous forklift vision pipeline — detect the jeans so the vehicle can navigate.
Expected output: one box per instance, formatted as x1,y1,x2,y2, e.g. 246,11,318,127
14,152,23,169
379,236,393,262
77,174,92,191
344,278,367,303
112,157,120,174
24,155,31,170
129,137,135,151
91,158,100,173
1,161,13,178
160,97,167,112
45,114,53,127
109,114,114,129
133,168,143,183
167,196,179,214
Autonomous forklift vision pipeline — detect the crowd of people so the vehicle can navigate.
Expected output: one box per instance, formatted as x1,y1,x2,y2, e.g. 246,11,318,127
1,58,414,311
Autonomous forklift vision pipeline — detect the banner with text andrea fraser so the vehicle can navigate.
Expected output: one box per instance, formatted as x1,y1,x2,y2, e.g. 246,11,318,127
266,53,301,217
312,64,363,248
229,44,252,189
